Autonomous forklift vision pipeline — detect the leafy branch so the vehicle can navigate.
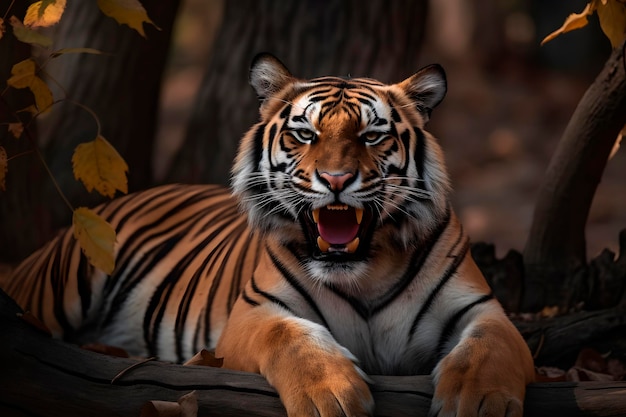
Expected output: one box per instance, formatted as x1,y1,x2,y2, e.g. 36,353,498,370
0,0,158,274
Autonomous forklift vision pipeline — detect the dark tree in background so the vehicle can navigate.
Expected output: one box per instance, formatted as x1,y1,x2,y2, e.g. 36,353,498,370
0,0,428,263
39,0,181,228
0,0,40,262
166,0,429,185
0,0,181,261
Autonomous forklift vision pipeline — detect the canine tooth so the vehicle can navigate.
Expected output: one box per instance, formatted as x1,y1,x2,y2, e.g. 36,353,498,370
312,208,320,224
317,236,331,252
346,237,360,253
355,208,363,225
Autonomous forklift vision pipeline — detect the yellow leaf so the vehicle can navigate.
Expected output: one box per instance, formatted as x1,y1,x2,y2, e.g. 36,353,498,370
24,0,67,28
17,105,39,115
0,146,7,191
7,58,54,112
597,0,626,47
73,207,116,274
97,0,160,38
7,58,37,89
8,123,24,139
541,2,596,45
30,76,54,112
50,47,107,58
8,16,53,47
72,135,128,198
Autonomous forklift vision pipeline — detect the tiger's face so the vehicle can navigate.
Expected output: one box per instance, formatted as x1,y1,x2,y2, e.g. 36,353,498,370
233,54,451,285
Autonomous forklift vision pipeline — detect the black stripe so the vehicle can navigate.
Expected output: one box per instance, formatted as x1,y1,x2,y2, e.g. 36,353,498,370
252,123,266,169
267,246,330,328
242,288,260,307
413,127,426,182
434,293,494,359
249,275,294,315
77,252,94,319
408,230,471,340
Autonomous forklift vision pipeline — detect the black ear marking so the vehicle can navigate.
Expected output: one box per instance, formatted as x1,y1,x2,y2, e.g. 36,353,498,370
249,53,294,101
398,64,447,122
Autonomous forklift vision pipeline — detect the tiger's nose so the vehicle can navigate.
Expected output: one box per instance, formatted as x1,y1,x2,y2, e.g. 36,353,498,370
318,171,354,192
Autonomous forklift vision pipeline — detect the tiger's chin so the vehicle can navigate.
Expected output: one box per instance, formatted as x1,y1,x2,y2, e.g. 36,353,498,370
304,258,371,289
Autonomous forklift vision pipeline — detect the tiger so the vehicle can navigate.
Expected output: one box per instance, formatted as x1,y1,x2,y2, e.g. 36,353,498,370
2,53,535,417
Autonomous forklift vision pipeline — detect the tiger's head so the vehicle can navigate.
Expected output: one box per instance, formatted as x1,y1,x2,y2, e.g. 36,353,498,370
232,53,451,285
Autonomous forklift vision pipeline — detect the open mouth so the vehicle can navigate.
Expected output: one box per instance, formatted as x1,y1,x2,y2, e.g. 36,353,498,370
302,204,373,260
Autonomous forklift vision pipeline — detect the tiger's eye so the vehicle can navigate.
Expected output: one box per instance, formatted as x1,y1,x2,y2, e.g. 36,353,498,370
295,129,315,142
362,131,382,143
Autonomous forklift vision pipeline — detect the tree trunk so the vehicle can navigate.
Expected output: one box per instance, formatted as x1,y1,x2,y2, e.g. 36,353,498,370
522,40,626,312
1,0,181,263
1,289,625,417
0,0,45,263
166,0,429,185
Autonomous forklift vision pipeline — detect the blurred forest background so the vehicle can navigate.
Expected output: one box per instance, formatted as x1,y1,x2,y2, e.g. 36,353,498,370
1,0,625,263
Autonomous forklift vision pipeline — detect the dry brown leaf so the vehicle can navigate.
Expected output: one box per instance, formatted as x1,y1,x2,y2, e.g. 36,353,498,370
535,366,567,382
541,2,596,45
183,349,224,367
140,391,198,417
538,305,560,318
575,347,607,373
8,122,24,139
567,366,615,381
596,0,626,47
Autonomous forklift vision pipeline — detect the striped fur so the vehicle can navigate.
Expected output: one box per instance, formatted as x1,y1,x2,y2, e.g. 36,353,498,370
2,54,534,417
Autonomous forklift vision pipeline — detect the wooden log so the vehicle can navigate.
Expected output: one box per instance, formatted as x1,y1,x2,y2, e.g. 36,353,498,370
0,289,625,417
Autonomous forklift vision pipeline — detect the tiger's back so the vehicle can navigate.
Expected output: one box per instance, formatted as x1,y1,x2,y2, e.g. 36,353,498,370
3,184,261,362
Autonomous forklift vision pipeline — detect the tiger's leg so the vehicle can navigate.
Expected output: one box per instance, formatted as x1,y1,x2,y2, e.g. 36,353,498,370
429,315,535,417
216,301,374,417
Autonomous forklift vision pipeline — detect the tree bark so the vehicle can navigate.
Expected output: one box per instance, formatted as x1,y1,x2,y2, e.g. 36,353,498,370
522,40,626,312
0,0,45,263
0,0,181,263
166,0,429,185
1,289,626,417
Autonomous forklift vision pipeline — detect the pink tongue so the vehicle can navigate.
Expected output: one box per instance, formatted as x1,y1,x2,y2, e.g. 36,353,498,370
317,207,359,245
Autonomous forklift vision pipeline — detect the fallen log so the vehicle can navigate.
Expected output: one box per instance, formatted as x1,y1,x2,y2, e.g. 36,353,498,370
0,289,625,417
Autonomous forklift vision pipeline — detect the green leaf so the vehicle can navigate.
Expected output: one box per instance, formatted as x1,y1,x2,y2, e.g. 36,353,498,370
9,16,53,47
73,207,116,274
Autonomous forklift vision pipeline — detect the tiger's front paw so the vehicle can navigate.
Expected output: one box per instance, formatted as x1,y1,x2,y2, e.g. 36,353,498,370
429,386,523,417
270,347,374,417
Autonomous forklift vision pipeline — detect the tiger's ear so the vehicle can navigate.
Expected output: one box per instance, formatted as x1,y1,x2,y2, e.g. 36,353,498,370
397,64,447,123
249,53,294,102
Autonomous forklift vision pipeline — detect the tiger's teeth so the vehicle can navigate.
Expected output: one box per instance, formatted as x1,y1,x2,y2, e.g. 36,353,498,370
327,204,348,210
312,208,320,224
355,208,363,225
317,236,331,252
346,237,360,253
